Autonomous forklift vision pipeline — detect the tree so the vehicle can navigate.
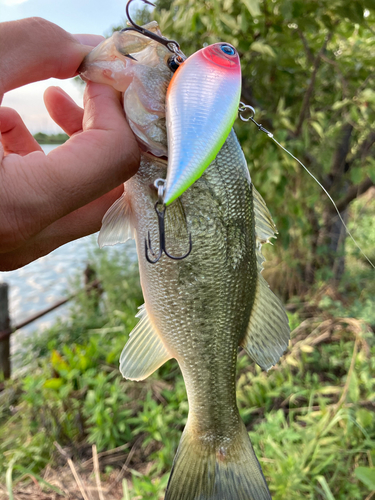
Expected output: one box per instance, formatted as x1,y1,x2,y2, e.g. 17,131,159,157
152,0,375,293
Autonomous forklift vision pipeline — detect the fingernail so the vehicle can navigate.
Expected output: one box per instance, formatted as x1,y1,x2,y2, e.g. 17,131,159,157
73,34,105,47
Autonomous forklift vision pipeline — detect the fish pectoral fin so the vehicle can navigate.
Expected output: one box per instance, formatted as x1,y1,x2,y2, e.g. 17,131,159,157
253,185,278,271
98,192,134,248
120,304,171,381
240,274,290,371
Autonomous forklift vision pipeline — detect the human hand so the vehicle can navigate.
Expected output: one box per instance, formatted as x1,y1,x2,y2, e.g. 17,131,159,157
0,18,140,271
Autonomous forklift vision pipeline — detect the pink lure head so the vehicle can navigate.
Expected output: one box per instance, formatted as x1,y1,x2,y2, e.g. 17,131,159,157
164,43,242,206
200,43,241,69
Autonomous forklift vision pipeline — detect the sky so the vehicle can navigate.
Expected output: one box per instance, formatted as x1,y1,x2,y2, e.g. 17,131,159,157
0,0,143,134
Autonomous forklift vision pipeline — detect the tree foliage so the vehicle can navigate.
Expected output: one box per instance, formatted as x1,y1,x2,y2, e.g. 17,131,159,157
33,132,69,144
152,0,375,292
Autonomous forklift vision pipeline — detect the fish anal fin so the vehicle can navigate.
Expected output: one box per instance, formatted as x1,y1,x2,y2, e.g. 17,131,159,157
120,304,171,381
98,192,134,248
241,274,290,371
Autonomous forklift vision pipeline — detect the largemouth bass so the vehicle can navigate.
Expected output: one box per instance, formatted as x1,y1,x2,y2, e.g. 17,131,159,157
80,20,290,500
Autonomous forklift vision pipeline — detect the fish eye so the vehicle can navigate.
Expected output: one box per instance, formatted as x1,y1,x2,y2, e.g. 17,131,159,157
168,56,180,72
220,44,235,55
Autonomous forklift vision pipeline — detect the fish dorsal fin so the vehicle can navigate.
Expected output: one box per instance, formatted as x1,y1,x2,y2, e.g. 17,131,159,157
253,186,277,271
240,274,290,371
120,304,172,381
98,192,134,248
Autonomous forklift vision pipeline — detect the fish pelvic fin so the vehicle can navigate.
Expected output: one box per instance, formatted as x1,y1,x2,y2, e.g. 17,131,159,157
242,184,289,370
120,304,171,381
165,420,272,500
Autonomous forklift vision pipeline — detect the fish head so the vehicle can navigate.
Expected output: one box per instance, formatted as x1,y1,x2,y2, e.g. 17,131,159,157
79,22,174,157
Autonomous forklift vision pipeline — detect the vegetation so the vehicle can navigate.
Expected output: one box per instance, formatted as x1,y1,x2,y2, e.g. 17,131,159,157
154,0,375,287
0,0,374,498
1,233,374,499
33,132,69,144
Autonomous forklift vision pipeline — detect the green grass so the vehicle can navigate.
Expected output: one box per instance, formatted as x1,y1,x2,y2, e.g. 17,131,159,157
0,245,374,499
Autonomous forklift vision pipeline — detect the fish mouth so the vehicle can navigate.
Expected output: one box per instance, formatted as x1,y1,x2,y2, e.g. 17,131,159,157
78,35,135,91
146,151,168,161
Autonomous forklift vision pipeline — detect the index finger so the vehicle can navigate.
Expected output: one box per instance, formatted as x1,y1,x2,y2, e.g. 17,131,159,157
74,34,105,47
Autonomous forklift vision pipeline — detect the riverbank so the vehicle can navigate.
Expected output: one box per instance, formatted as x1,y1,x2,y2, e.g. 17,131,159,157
33,132,69,144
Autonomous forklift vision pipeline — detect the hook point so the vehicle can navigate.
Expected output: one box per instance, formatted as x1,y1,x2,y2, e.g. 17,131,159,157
124,53,137,61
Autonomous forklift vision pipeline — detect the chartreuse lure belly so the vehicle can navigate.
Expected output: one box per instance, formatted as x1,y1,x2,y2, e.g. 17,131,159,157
163,42,242,205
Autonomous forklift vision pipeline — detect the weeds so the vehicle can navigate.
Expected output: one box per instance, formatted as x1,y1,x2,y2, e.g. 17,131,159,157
0,247,374,499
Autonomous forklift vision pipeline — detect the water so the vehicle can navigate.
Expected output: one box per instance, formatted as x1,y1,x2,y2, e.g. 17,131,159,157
0,144,133,363
0,235,98,356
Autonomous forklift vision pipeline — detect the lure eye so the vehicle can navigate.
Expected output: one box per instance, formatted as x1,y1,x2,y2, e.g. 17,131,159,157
220,44,235,55
168,56,180,72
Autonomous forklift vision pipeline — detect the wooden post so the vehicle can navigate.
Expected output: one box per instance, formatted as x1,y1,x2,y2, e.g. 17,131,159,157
84,265,102,310
0,283,11,380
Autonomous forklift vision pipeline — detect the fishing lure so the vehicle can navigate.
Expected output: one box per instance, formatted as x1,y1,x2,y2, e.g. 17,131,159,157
164,43,242,205
106,1,242,261
120,0,242,206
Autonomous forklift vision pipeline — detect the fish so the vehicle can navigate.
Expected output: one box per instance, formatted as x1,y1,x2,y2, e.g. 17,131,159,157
79,20,290,500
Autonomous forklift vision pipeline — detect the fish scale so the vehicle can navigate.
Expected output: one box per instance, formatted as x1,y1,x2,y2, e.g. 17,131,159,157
120,131,284,500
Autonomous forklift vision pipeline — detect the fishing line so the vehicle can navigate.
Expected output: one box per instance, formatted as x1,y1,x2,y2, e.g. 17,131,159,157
238,103,375,270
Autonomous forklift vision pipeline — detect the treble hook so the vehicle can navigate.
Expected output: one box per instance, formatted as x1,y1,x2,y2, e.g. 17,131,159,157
122,0,186,61
145,200,192,264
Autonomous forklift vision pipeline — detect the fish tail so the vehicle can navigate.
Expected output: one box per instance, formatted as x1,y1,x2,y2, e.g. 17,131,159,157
165,420,271,500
